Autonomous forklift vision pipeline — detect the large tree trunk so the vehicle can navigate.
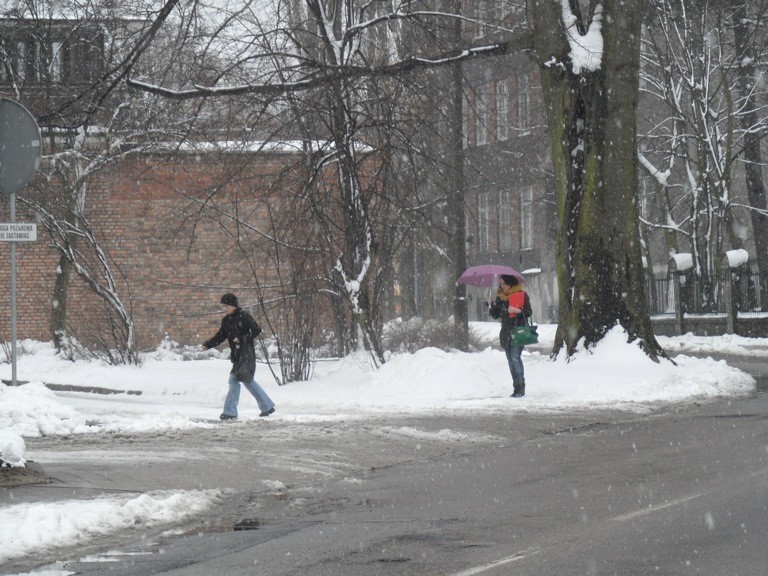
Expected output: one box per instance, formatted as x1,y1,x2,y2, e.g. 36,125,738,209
731,1,768,311
531,0,663,359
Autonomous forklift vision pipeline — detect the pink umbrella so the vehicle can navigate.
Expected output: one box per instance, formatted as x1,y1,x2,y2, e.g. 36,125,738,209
458,264,525,287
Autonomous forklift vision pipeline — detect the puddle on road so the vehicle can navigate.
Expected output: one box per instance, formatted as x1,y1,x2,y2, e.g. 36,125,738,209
161,516,262,539
233,518,261,531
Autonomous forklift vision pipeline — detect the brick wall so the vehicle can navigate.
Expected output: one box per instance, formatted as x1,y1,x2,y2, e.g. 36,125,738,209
0,151,301,349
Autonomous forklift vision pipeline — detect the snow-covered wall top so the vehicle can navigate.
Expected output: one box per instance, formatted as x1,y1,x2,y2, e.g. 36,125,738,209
725,249,749,269
670,252,694,272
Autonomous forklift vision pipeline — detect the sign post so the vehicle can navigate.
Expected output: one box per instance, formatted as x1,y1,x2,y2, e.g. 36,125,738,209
0,98,42,386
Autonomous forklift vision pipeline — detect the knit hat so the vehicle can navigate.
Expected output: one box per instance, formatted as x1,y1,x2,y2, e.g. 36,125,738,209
220,293,238,307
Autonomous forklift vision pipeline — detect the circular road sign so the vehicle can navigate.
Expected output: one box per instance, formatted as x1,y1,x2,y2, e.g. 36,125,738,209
0,98,42,197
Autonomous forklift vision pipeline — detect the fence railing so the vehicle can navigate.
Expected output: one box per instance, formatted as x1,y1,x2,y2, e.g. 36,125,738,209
648,266,764,317
647,253,767,336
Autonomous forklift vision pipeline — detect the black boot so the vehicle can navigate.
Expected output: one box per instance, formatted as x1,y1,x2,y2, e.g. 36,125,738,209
511,381,525,398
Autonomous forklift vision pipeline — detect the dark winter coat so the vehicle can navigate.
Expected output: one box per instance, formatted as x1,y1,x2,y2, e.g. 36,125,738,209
203,307,262,365
489,291,532,349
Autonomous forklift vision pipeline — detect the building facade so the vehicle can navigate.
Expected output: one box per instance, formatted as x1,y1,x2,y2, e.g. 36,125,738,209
459,2,557,323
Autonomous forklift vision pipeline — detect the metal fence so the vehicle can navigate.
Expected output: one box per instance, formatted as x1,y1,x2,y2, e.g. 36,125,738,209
648,267,764,316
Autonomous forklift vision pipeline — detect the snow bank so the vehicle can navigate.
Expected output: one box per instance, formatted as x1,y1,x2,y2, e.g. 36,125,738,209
0,382,89,437
0,428,26,467
0,326,761,438
0,489,222,564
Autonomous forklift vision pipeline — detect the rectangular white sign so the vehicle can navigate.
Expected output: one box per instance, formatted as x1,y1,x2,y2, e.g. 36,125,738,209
0,222,37,242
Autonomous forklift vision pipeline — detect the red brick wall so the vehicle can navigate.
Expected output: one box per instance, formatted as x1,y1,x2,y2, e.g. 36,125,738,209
0,151,300,348
0,231,57,340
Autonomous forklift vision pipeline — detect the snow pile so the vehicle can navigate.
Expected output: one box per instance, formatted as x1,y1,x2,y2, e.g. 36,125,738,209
279,326,754,414
658,332,768,357
0,325,760,439
0,382,89,438
0,490,222,564
0,428,26,467
540,327,754,408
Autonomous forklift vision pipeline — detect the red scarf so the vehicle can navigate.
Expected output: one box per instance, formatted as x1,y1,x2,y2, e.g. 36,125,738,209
497,285,525,318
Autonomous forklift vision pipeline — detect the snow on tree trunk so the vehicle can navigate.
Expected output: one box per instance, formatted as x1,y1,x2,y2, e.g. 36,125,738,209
532,0,663,358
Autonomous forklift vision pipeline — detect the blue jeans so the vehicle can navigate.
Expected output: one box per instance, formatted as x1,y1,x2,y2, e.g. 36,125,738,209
504,343,525,385
223,372,275,417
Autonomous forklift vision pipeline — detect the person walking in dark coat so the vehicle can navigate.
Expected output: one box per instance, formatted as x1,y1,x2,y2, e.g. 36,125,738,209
202,293,275,420
488,275,532,397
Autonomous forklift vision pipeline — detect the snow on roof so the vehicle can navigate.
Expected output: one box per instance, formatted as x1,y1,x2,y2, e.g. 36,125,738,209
175,140,323,154
0,0,151,21
166,140,373,155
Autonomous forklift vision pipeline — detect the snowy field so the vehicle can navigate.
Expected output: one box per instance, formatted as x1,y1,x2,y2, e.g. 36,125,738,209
0,322,765,575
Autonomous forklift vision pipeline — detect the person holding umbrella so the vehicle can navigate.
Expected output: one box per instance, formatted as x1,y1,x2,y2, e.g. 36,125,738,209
487,274,532,397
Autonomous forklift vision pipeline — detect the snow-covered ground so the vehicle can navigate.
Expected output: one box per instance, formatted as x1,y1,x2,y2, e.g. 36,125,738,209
0,490,223,567
0,322,765,575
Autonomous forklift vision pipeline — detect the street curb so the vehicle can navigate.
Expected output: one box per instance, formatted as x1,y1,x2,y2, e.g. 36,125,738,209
2,379,142,396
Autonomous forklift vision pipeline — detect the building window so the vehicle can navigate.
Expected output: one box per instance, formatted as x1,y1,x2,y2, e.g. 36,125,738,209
68,35,103,84
521,186,534,249
499,188,512,250
51,41,63,82
497,0,508,19
15,40,27,80
476,84,489,146
462,93,470,148
518,73,531,130
1,26,104,86
496,80,508,141
472,2,486,39
478,192,490,253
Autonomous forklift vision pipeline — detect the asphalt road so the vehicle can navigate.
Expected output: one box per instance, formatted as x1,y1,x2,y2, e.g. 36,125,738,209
4,356,768,576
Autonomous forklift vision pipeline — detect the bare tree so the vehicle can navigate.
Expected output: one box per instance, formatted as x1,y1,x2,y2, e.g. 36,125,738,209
126,0,531,366
640,0,768,312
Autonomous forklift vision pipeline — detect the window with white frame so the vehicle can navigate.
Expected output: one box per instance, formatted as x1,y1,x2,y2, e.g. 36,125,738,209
473,2,486,38
496,80,509,141
476,84,488,146
15,40,27,80
51,41,63,82
520,186,534,249
517,73,531,129
478,192,490,253
462,93,470,148
1,27,103,85
499,188,512,250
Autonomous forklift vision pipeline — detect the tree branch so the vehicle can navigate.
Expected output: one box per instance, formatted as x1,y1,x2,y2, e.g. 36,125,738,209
127,34,533,100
